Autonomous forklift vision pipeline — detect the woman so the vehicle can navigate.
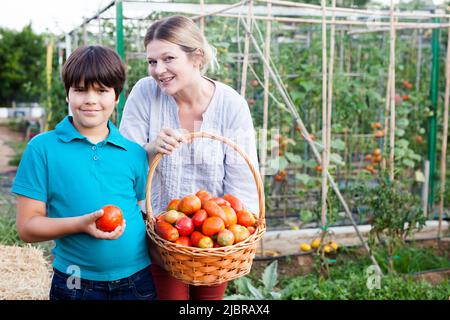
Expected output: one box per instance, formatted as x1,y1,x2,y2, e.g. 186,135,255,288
119,15,259,300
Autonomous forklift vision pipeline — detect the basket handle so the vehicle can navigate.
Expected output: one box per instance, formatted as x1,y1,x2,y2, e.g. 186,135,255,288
145,131,265,223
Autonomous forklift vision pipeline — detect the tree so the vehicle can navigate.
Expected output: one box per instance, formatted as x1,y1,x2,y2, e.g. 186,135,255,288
0,24,46,107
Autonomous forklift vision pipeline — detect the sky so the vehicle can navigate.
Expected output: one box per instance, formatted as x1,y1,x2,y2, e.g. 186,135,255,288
0,0,447,35
0,0,113,34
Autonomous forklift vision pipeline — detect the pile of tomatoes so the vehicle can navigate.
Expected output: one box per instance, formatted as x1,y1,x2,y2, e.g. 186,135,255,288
155,190,257,248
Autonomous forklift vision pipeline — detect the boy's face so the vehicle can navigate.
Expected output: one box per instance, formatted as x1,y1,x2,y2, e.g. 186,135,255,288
67,82,117,133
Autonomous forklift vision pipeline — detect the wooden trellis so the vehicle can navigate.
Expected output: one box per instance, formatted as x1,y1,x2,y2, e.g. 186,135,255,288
63,0,450,271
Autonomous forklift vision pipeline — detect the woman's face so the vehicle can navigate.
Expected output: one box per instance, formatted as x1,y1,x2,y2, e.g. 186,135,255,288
146,39,201,96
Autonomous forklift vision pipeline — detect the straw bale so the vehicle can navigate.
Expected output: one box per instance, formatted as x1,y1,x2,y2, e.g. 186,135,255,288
0,245,52,300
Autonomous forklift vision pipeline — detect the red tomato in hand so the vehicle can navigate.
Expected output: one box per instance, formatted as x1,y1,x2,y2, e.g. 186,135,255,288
96,205,123,232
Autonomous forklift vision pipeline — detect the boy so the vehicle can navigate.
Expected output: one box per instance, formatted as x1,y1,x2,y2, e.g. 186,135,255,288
12,45,155,300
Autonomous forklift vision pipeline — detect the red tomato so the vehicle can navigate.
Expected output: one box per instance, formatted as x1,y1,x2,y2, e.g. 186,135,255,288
192,209,208,229
175,236,192,246
96,205,123,232
175,217,194,236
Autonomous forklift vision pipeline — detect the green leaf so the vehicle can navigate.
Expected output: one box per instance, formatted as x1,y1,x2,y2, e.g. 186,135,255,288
410,153,422,161
234,277,252,295
285,152,302,164
224,294,255,300
303,159,318,168
300,81,314,92
395,128,405,137
262,260,278,292
329,153,345,166
295,173,311,185
397,118,409,127
395,148,406,158
402,159,415,168
278,157,289,171
397,139,409,148
300,210,313,221
270,292,282,300
246,282,265,300
266,159,280,173
331,139,346,151
415,170,425,182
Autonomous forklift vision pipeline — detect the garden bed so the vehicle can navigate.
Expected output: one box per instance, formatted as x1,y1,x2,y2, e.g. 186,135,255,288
224,239,449,300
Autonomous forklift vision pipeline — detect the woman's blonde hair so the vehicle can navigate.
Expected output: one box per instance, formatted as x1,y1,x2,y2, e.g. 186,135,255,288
144,15,217,73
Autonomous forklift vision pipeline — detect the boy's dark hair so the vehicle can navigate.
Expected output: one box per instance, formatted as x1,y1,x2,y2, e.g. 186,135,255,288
62,45,125,99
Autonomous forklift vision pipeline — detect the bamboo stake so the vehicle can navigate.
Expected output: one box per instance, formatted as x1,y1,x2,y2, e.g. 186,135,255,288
327,0,336,180
255,0,450,19
259,0,272,182
239,17,383,274
258,0,272,258
199,0,205,33
320,0,329,230
240,0,254,97
215,13,450,29
382,53,392,171
191,0,249,20
438,24,450,239
422,161,430,217
388,1,396,181
339,30,344,73
348,23,450,34
415,29,423,109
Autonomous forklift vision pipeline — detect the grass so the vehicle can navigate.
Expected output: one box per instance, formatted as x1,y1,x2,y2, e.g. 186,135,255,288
0,193,54,260
5,140,27,166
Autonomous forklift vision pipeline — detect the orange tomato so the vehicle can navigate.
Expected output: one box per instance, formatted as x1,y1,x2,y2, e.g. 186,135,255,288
196,190,213,204
217,229,235,246
201,217,225,237
274,174,284,182
371,122,382,130
166,199,180,211
178,195,202,215
212,197,231,207
155,221,179,242
373,148,382,156
190,231,205,247
221,205,237,227
198,236,214,248
236,209,256,227
202,200,228,223
223,194,244,212
175,236,192,246
163,210,182,225
228,224,250,243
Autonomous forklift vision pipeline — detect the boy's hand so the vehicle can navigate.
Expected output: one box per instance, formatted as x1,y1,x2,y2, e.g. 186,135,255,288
80,209,126,240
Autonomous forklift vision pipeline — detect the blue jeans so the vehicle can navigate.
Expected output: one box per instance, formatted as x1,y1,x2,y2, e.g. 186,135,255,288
49,266,156,300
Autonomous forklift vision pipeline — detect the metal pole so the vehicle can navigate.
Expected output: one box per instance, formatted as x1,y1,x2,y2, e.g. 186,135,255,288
116,0,125,125
427,15,440,211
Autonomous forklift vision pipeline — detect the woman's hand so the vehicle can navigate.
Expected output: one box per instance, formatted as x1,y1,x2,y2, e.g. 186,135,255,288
79,209,126,240
148,128,187,156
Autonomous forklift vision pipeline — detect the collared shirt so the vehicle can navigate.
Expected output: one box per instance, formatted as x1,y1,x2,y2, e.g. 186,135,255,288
119,77,260,216
12,116,150,281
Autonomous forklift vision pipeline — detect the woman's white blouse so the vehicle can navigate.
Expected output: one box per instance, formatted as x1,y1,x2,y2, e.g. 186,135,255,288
119,77,260,215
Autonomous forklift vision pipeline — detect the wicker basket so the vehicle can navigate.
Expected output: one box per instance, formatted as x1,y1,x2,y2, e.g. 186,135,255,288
146,131,266,286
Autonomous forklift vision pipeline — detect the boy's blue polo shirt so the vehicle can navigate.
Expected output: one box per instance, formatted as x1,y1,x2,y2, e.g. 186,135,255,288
12,116,151,281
